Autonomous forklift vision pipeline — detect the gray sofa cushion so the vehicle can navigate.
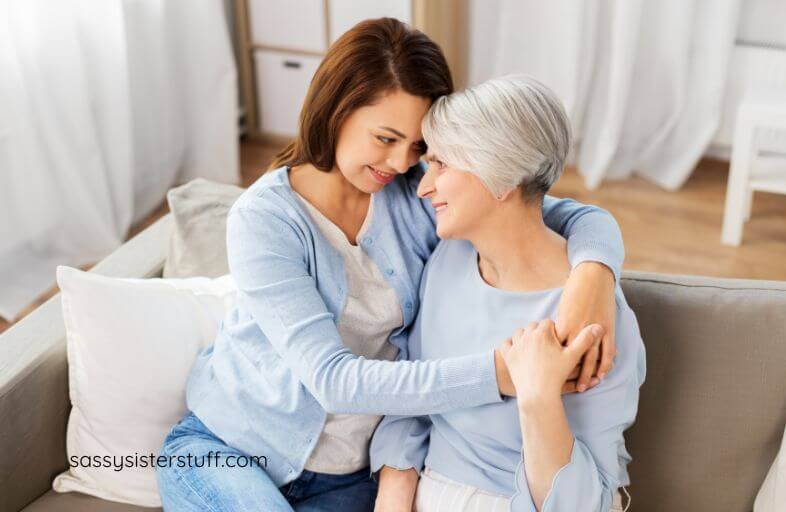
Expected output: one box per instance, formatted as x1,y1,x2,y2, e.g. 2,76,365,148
162,178,243,278
620,272,786,512
21,490,161,512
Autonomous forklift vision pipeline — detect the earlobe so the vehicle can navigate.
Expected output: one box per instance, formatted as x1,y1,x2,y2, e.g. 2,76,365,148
497,187,516,202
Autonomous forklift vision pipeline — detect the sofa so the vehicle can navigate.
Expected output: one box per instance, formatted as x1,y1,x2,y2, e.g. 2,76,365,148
1,210,785,512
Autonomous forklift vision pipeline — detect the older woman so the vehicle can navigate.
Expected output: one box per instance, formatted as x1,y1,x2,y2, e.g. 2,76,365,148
371,76,646,512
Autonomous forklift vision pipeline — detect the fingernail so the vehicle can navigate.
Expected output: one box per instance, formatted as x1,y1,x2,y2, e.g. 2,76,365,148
591,325,603,337
598,372,606,380
591,378,600,386
577,384,586,392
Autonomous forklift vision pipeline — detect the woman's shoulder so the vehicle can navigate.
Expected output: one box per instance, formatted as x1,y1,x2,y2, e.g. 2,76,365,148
232,166,299,215
227,167,311,246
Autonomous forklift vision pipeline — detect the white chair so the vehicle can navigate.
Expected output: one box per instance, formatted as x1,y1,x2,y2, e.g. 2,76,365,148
721,89,786,246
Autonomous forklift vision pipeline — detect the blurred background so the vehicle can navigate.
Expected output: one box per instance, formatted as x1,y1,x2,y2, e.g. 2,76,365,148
1,0,785,333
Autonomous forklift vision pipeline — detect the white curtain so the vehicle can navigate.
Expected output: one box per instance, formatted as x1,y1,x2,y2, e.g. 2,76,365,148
468,0,741,190
0,0,239,320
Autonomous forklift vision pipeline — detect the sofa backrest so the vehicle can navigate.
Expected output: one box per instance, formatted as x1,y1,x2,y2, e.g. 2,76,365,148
621,271,786,512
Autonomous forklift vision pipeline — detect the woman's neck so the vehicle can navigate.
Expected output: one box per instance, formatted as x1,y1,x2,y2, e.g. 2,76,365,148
289,163,370,244
290,163,369,208
471,200,571,292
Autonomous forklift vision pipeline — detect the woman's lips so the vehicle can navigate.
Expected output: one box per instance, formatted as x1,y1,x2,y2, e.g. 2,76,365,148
368,165,395,185
432,202,447,215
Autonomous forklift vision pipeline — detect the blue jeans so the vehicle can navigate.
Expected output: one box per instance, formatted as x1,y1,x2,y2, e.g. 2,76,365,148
156,411,378,511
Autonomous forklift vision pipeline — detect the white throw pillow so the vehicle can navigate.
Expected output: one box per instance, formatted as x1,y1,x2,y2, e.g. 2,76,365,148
755,425,786,512
52,266,236,507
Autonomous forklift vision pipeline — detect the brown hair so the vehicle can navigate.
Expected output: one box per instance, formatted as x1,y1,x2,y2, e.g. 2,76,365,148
268,17,453,171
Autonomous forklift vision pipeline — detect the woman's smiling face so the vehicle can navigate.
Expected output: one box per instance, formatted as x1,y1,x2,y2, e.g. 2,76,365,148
416,153,500,240
333,89,431,194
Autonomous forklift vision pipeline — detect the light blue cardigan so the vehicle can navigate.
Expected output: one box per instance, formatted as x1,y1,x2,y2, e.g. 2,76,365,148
185,164,624,487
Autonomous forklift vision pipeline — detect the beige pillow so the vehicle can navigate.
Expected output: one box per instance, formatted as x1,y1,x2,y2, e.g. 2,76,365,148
163,178,244,278
755,425,786,511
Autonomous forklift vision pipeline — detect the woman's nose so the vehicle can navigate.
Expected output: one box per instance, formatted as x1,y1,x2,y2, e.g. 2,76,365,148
417,167,436,198
387,145,412,174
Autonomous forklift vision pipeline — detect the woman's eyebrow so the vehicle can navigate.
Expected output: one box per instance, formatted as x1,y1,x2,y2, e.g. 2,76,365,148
379,126,407,138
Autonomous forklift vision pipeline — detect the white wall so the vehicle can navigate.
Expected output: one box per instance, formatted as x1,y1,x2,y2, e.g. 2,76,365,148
737,0,786,47
466,0,500,87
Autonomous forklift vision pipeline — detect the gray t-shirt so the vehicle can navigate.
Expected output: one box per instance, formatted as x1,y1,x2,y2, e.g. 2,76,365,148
296,192,402,474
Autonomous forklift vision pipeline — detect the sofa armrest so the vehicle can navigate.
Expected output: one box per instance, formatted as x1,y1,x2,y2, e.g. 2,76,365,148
0,214,173,512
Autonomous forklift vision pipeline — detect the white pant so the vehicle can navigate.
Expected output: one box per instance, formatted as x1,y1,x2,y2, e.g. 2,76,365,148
415,467,629,512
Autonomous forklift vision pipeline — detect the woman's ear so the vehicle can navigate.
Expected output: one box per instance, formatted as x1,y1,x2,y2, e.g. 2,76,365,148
496,186,518,202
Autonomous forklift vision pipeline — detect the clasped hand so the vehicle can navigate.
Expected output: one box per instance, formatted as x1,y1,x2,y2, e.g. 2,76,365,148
499,320,607,402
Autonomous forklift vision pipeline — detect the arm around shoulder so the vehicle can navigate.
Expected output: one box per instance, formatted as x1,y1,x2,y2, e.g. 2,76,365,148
225,201,502,415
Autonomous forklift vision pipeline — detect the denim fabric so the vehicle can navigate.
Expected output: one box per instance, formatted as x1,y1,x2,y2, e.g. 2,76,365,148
156,411,377,512
184,164,625,488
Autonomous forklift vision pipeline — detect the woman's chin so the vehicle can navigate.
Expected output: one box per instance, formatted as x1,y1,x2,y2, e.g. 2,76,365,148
348,176,382,195
435,224,454,240
361,173,390,193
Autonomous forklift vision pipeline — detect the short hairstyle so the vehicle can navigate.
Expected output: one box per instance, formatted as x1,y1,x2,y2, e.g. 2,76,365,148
421,75,571,199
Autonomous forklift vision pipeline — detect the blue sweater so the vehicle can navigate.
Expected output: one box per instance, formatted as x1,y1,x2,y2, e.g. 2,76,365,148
185,164,625,487
370,239,646,511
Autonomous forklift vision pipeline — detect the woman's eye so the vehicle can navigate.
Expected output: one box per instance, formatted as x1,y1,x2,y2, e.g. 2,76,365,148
376,135,395,144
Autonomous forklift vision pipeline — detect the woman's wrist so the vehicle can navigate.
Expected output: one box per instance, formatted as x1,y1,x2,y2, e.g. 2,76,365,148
517,388,562,414
376,466,419,510
494,348,516,396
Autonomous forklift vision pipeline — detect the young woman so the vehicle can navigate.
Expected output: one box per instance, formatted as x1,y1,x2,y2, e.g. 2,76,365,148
371,76,644,512
155,19,624,511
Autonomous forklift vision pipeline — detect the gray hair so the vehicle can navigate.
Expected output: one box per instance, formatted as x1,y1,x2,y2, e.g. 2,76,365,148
421,75,571,198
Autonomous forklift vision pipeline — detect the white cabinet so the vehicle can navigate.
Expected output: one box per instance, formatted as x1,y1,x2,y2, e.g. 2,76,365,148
328,0,412,45
254,50,322,136
238,0,458,137
247,0,327,53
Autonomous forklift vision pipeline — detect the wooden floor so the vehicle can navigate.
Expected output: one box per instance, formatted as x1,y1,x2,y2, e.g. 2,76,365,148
551,158,786,281
1,140,785,334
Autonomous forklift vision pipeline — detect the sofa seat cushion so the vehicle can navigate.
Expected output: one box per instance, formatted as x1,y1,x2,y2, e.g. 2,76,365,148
22,491,162,512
